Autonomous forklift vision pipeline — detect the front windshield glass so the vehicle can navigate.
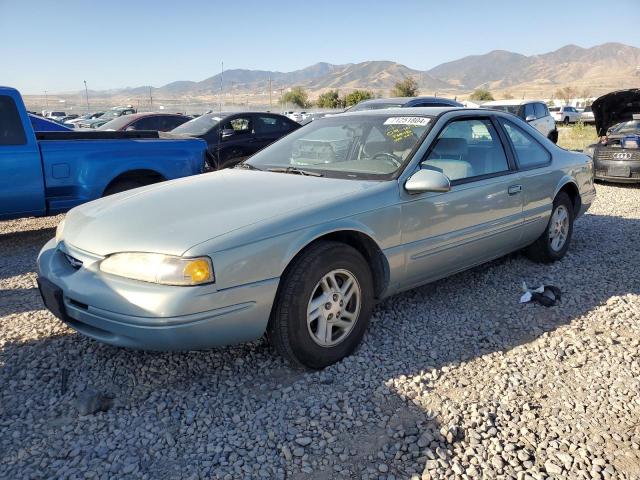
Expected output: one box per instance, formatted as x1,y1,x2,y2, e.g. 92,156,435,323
610,120,640,134
171,113,222,135
484,104,520,115
348,102,404,112
99,110,121,121
245,114,432,179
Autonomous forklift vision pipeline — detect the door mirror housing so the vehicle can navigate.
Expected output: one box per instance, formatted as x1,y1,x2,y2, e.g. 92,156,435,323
525,115,536,122
221,128,235,138
404,168,451,194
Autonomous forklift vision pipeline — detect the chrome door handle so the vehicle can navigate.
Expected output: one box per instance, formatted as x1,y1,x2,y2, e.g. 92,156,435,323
508,184,522,195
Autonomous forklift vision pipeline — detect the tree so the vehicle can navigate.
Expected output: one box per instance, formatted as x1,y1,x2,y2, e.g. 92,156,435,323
316,89,343,109
344,89,374,107
469,89,494,101
391,77,419,97
554,86,578,105
283,87,310,108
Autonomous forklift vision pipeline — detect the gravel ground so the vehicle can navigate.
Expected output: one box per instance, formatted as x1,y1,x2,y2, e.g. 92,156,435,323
1,183,639,480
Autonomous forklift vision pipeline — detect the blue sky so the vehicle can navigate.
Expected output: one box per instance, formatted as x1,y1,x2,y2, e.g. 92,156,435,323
1,0,639,94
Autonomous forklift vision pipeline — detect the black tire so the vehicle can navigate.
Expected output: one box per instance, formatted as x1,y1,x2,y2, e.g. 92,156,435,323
103,179,144,196
267,241,374,369
548,130,558,144
563,117,570,125
525,192,574,263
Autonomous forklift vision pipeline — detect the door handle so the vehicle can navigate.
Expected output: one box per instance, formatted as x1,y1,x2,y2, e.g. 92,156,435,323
508,184,522,195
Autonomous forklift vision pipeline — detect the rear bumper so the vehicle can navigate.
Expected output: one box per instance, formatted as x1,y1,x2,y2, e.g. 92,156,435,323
37,238,279,350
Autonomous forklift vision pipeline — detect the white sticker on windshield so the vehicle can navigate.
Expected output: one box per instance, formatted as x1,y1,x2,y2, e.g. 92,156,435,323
384,117,430,126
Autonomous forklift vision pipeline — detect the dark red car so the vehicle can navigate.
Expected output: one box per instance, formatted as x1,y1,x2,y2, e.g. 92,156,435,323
97,113,191,132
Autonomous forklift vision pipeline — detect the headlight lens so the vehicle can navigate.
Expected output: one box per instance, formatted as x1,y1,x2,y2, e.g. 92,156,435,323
55,218,65,244
100,253,214,286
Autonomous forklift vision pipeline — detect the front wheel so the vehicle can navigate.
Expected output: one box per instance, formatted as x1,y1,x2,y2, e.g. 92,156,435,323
267,241,374,369
524,192,574,263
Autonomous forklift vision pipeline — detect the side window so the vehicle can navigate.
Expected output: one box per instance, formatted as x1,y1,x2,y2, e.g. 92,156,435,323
0,95,27,145
223,117,251,134
534,103,546,119
256,116,282,134
422,118,509,181
523,103,535,119
160,116,188,131
132,117,161,131
500,119,551,169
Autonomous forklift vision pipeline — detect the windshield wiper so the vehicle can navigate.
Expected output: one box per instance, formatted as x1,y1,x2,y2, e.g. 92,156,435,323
267,167,323,177
235,163,261,171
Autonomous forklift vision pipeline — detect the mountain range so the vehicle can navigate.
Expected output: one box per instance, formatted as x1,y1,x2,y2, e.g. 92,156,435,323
38,42,640,105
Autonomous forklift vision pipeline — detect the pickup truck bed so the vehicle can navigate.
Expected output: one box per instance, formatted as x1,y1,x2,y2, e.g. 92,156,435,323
1,86,207,221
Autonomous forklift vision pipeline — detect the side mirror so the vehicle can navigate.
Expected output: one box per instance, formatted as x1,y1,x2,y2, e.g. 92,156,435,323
525,115,536,122
221,128,235,138
404,168,451,194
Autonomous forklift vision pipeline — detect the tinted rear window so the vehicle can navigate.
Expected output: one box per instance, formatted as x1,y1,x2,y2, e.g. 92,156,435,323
0,95,27,145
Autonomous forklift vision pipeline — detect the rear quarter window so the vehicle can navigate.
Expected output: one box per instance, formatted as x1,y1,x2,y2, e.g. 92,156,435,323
500,119,551,169
0,95,27,145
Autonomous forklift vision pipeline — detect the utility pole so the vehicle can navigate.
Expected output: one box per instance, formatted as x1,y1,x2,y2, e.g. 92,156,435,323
149,86,153,108
83,80,90,111
220,61,224,112
268,76,272,109
280,88,284,113
231,81,235,105
44,90,49,111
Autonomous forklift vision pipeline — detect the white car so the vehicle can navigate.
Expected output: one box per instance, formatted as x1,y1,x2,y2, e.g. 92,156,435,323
481,100,558,143
549,105,581,125
287,112,303,123
580,105,595,124
46,111,67,122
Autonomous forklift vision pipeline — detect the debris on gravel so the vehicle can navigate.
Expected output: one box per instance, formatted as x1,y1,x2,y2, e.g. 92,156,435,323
1,184,640,479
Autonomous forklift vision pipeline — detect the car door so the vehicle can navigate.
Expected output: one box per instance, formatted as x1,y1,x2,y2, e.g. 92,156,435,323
253,114,298,151
399,115,524,289
0,94,46,220
497,118,554,244
216,115,254,168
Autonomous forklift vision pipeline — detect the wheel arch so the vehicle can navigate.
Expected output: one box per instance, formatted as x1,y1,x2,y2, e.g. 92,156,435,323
554,178,581,214
280,228,390,301
103,169,166,195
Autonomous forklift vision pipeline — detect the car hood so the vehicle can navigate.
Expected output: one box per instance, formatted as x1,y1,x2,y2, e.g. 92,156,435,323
592,88,640,136
62,169,376,257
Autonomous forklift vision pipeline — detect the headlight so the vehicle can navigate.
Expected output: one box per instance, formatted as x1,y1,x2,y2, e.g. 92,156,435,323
100,253,214,286
55,218,66,244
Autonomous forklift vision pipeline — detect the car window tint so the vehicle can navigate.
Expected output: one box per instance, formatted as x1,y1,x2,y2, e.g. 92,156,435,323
500,119,551,169
534,103,546,119
132,117,161,130
0,95,27,145
160,116,188,131
256,116,292,134
422,118,509,181
524,104,535,118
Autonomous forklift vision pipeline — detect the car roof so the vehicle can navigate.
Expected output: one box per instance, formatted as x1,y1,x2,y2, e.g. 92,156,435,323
337,106,462,117
482,99,544,106
117,112,187,120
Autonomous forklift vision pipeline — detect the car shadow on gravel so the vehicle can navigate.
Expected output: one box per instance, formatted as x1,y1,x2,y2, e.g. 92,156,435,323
0,227,54,280
1,212,639,478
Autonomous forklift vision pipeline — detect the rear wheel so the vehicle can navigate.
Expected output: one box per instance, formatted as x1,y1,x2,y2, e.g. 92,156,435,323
547,130,558,144
563,116,570,125
525,192,574,263
267,241,374,369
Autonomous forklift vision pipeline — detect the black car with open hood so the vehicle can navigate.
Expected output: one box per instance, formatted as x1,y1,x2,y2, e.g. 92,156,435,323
587,89,640,183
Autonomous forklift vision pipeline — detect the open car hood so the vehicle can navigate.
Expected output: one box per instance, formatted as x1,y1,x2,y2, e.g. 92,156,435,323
592,89,640,137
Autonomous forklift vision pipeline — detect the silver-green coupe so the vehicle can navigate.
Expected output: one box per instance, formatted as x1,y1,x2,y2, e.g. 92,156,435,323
38,107,596,369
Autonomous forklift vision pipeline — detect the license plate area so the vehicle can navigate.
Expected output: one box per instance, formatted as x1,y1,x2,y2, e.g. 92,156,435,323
37,277,67,320
609,165,631,177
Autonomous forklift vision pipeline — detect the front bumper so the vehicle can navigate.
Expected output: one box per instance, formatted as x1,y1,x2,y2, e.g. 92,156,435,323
37,238,279,350
593,154,640,183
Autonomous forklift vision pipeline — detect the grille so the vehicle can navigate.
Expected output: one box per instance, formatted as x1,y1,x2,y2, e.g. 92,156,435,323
594,148,640,162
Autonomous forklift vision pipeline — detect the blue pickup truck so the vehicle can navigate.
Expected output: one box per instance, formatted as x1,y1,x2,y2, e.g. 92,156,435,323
1,86,207,221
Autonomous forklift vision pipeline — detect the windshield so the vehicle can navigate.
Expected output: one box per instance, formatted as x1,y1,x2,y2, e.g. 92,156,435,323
245,114,432,179
484,104,520,115
98,110,123,121
51,112,65,116
609,120,640,134
97,115,135,131
171,113,222,135
348,102,405,112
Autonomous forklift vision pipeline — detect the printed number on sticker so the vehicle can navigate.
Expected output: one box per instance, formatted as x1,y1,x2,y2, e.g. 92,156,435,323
383,117,430,126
